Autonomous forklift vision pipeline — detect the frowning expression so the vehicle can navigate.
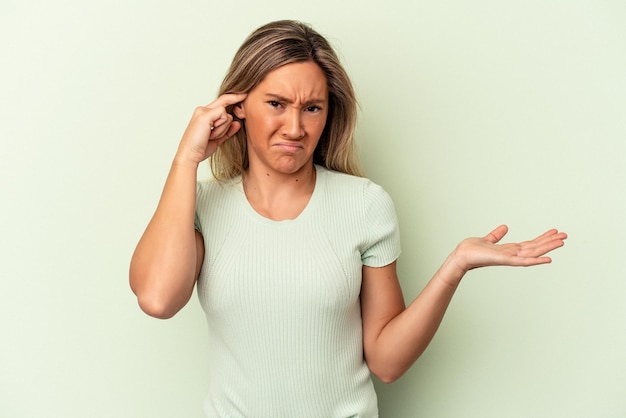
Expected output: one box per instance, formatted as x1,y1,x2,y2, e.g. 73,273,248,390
234,61,329,175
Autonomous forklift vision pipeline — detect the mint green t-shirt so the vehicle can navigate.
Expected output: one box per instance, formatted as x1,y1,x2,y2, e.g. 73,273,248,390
194,166,401,418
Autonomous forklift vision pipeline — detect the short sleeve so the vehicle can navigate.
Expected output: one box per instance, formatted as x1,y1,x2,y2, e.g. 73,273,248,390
361,182,401,267
194,212,202,233
194,182,204,233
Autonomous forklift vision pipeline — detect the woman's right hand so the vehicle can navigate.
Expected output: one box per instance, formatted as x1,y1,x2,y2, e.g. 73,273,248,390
175,93,247,166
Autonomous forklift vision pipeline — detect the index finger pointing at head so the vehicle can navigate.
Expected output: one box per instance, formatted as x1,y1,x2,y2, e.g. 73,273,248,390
208,93,248,109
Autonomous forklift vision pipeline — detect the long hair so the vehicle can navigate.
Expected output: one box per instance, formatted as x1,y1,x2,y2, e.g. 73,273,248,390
210,20,364,179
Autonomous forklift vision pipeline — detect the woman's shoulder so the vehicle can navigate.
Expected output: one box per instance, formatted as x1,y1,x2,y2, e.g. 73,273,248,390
318,165,371,186
196,176,242,195
317,166,389,198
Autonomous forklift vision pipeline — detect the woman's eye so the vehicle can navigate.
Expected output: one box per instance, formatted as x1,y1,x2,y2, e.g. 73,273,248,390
306,105,322,113
268,100,282,108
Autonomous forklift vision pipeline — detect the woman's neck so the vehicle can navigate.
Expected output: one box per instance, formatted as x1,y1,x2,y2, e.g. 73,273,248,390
242,163,317,220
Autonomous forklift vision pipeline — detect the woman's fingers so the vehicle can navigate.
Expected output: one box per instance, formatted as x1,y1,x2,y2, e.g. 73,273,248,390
207,93,247,110
177,93,247,164
205,93,247,139
483,225,509,244
455,226,567,271
224,120,243,139
206,93,247,129
521,230,567,258
208,114,234,140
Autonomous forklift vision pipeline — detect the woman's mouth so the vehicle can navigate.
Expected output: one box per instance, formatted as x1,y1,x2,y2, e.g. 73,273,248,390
274,142,303,153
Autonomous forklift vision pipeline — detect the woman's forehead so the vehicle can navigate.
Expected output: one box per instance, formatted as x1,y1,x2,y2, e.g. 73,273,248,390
252,62,328,102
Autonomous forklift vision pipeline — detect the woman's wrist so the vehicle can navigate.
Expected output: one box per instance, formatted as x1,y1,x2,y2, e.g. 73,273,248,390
437,251,468,288
172,153,202,170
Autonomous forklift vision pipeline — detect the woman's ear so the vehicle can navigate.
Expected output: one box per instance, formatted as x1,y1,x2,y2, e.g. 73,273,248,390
233,102,246,119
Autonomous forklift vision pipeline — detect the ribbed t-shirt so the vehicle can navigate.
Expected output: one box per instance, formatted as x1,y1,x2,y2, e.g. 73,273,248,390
194,165,401,417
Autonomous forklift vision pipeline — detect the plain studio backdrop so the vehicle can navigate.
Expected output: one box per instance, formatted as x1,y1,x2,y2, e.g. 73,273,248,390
1,1,625,417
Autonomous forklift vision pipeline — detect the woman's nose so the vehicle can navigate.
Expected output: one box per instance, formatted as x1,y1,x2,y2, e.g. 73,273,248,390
281,109,304,139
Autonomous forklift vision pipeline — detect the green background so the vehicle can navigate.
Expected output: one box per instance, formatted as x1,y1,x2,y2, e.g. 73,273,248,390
2,0,624,416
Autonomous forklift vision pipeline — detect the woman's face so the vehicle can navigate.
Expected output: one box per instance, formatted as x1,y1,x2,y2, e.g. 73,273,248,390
234,61,329,176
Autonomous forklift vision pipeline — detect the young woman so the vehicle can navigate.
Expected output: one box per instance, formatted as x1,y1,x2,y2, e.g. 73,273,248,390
130,20,567,417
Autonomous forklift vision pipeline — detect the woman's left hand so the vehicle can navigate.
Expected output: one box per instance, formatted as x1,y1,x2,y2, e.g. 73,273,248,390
450,225,567,273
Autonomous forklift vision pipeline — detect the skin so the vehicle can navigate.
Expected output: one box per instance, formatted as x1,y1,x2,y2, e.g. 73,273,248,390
129,61,567,383
129,92,246,318
361,225,566,382
232,61,329,220
234,61,328,177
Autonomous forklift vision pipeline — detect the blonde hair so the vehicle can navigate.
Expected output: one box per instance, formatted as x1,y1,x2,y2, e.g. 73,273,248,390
210,20,364,180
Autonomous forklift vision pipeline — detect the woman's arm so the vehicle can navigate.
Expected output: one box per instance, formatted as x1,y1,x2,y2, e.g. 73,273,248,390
129,161,204,319
129,93,246,319
361,225,567,383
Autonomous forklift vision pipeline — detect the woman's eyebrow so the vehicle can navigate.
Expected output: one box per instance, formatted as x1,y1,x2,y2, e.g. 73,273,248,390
263,93,326,106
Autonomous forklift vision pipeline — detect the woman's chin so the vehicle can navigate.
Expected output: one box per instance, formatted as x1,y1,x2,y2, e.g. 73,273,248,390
271,157,314,175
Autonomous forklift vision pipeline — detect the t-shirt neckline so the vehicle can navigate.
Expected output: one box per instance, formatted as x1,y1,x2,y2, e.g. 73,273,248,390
236,165,326,225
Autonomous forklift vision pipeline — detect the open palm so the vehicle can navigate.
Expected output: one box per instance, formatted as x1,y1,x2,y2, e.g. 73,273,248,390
452,225,567,272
